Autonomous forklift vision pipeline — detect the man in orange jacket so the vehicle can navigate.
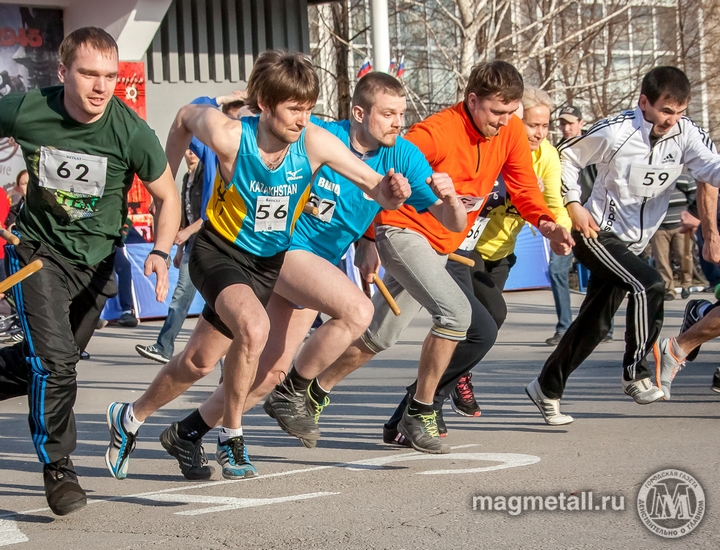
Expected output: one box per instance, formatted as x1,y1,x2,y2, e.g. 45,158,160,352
308,61,573,452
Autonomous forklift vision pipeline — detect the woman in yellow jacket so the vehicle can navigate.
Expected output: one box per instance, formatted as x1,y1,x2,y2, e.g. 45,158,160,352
449,86,573,417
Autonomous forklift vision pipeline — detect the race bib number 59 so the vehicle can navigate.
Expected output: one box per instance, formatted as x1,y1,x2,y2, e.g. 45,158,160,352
255,196,289,232
627,163,683,198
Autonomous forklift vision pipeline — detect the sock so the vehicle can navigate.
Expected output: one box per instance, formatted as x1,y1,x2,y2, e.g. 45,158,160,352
308,378,329,403
123,403,143,434
407,398,434,416
671,338,688,360
218,426,243,443
280,366,312,395
177,409,212,443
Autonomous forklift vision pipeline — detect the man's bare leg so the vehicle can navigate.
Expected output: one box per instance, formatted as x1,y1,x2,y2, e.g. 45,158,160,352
414,334,459,404
316,339,377,391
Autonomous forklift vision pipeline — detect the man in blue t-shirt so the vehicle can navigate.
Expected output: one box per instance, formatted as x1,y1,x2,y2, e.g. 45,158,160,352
157,72,467,478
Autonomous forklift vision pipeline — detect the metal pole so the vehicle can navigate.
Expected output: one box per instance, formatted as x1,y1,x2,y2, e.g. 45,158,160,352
371,0,390,73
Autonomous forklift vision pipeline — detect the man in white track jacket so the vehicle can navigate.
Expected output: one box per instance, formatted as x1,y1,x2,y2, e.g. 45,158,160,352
526,66,720,425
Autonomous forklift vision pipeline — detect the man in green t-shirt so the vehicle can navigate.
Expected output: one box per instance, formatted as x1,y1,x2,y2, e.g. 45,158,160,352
0,27,180,516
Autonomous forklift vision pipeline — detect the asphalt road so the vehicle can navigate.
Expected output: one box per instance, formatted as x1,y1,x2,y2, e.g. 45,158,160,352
1,289,718,549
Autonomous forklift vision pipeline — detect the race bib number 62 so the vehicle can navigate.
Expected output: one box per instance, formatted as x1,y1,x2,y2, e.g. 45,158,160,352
627,163,683,198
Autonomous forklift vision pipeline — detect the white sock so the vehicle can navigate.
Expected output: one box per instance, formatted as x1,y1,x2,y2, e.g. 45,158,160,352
219,426,243,443
122,403,143,434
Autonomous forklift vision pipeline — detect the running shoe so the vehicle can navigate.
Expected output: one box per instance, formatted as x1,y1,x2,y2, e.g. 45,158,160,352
216,436,257,479
525,378,573,425
450,373,481,417
43,456,87,516
545,332,564,346
621,377,664,404
160,422,214,480
653,338,685,400
382,424,411,447
135,344,170,364
300,387,330,449
118,311,139,328
435,407,447,437
105,402,137,480
712,367,720,394
397,407,450,454
680,299,711,361
263,379,320,445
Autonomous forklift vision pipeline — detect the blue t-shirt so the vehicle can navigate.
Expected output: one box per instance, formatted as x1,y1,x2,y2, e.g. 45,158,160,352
289,118,438,264
205,116,313,256
188,96,220,220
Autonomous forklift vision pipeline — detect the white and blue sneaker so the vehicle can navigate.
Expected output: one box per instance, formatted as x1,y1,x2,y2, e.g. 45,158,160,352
105,402,137,480
216,436,257,480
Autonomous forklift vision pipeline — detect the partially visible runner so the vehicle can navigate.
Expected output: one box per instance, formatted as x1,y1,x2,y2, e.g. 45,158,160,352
104,51,411,481
310,61,573,454
155,72,466,478
0,27,180,515
527,66,720,426
447,86,572,417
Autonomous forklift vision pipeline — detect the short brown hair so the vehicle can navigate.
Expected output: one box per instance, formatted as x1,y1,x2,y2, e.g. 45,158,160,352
59,27,118,67
352,72,405,110
465,61,524,103
245,51,319,113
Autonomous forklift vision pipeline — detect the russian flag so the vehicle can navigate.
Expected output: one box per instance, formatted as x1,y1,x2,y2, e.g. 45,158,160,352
389,57,397,74
396,56,405,79
357,57,372,78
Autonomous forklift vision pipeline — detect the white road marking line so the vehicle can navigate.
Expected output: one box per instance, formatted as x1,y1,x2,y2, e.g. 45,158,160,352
0,520,28,547
345,451,540,475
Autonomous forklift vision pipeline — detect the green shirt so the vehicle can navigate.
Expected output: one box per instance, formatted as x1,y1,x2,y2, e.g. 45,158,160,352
0,86,167,265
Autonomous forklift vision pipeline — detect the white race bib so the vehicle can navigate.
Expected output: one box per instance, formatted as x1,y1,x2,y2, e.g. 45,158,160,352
458,195,485,213
307,193,336,223
627,163,683,198
38,147,107,220
458,215,490,252
254,196,289,232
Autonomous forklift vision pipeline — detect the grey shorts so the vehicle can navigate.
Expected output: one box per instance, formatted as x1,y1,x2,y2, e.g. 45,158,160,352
361,225,472,352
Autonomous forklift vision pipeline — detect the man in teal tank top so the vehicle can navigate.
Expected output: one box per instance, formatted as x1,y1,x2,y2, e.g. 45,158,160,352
0,28,181,516
105,51,413,481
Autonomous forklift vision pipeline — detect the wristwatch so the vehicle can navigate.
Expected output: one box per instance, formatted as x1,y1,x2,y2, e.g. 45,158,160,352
149,249,171,268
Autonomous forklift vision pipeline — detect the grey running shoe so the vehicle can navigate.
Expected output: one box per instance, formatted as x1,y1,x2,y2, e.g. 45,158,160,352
135,344,170,364
525,378,573,426
397,407,450,454
621,377,664,404
300,387,331,449
160,422,215,480
681,299,711,361
105,402,137,480
216,436,257,480
263,379,320,445
653,338,685,400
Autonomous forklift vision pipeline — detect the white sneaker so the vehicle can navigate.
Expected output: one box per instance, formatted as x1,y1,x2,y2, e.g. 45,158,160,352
653,338,685,400
525,378,573,425
621,376,664,404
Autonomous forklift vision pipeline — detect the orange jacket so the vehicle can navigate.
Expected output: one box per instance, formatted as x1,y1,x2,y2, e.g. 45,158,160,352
378,102,555,254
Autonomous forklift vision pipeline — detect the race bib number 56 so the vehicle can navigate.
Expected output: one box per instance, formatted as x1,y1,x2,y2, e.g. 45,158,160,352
255,196,289,232
627,163,683,198
39,147,107,221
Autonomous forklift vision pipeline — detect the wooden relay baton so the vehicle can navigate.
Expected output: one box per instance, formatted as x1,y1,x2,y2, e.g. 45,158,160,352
448,252,475,267
0,228,20,246
0,259,43,295
371,272,401,316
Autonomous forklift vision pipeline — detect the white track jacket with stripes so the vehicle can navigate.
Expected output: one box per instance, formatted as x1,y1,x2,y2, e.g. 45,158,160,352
559,105,720,254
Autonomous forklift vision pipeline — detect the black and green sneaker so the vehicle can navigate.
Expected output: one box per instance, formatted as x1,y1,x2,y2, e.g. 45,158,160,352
397,407,450,454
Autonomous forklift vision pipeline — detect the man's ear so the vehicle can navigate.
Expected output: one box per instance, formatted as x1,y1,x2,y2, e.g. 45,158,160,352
58,63,67,84
638,94,649,112
352,104,365,124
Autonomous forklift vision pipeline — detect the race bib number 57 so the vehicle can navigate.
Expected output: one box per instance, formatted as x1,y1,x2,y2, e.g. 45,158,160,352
39,147,107,221
627,163,683,198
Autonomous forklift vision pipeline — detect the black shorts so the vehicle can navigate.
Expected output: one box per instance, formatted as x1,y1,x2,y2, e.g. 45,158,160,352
189,223,285,339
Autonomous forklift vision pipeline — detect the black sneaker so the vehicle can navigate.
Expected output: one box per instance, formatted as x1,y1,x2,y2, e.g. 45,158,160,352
450,373,481,417
545,332,564,346
664,292,676,301
435,407,447,437
382,424,411,447
135,344,170,364
117,311,139,328
397,407,450,454
681,299,711,361
712,368,720,394
681,288,691,299
160,422,215,480
43,457,87,516
263,379,320,445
